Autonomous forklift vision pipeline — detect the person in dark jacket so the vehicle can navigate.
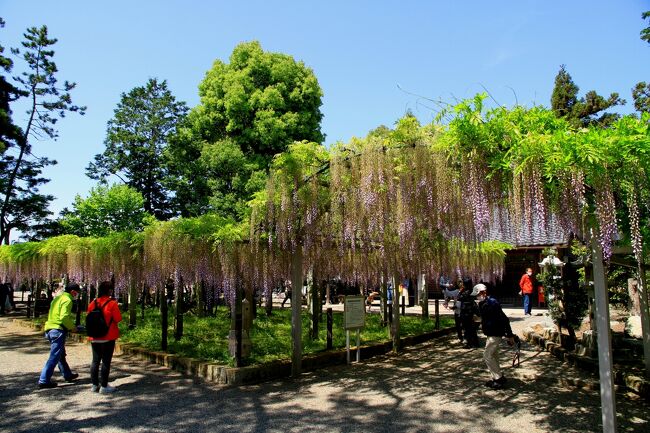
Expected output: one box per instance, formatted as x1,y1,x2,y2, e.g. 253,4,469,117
0,283,8,315
472,284,515,389
459,278,479,348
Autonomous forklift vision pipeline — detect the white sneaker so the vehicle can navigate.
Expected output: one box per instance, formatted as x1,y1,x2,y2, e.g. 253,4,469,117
100,385,117,394
91,384,99,393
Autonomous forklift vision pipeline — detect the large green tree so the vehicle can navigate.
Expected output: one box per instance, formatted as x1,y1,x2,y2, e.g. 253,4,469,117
87,78,187,219
59,184,152,237
166,41,324,218
0,24,85,244
551,65,624,127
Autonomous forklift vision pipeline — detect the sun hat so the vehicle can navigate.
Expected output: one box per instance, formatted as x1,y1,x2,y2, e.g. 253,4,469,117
470,283,487,296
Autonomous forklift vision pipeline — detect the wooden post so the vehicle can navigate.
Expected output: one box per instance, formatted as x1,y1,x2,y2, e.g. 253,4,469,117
34,282,40,318
235,287,243,367
174,270,183,341
245,286,254,330
311,276,319,339
291,246,303,377
128,280,137,329
265,282,273,317
197,279,205,318
75,286,82,327
161,285,168,351
435,298,440,330
325,280,331,305
419,273,429,319
636,264,650,377
141,285,146,320
380,277,388,327
326,307,333,350
392,275,400,353
592,239,617,433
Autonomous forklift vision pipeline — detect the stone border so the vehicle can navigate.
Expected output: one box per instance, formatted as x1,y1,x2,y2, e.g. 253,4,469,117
12,318,453,386
522,327,650,400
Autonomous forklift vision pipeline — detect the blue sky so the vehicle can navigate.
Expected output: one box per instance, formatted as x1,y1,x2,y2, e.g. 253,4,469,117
2,0,649,240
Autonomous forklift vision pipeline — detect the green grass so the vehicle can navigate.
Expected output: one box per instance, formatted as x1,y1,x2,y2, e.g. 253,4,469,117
32,307,453,366
121,307,453,366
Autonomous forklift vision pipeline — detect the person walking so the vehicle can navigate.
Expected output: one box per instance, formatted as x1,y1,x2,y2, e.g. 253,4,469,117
472,284,515,390
281,280,292,307
0,283,8,315
38,283,81,389
87,281,122,394
441,277,462,343
519,267,534,316
459,278,479,348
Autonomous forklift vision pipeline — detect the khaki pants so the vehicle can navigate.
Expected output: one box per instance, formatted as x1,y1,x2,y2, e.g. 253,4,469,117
484,336,503,380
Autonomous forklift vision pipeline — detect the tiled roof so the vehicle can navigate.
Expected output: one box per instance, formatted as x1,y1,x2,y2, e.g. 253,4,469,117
485,209,570,248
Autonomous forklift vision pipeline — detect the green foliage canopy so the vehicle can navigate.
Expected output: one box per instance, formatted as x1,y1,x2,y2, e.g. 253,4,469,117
59,184,153,238
166,41,324,219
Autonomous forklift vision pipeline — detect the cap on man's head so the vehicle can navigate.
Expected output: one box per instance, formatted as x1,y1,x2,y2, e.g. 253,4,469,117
65,283,80,293
470,283,487,296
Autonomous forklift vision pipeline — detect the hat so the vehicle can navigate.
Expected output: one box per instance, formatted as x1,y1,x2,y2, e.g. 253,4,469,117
470,283,487,296
65,283,80,293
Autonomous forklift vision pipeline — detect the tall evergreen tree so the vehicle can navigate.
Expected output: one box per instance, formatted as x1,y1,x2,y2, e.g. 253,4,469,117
0,18,25,155
87,78,187,219
0,24,85,244
551,65,624,127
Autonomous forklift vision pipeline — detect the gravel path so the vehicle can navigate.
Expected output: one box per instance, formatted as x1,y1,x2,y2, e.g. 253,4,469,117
1,311,648,433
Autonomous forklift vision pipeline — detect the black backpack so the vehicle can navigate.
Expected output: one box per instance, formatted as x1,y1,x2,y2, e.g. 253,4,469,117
85,298,112,338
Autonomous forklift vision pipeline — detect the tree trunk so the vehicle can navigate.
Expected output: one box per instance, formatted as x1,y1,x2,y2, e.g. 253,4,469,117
380,277,388,327
311,277,319,339
592,237,617,433
197,279,205,318
291,246,303,377
636,264,650,377
128,281,137,329
160,285,168,351
419,273,428,319
265,283,273,317
174,270,183,341
392,274,401,352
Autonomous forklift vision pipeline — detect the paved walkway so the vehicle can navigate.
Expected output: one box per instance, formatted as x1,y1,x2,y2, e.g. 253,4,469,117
1,309,648,433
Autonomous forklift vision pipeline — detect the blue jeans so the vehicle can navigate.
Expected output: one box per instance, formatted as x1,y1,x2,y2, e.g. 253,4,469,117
523,294,532,315
39,329,73,384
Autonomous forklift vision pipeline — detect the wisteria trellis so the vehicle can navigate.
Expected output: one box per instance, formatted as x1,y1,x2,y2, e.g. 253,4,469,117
1,96,649,304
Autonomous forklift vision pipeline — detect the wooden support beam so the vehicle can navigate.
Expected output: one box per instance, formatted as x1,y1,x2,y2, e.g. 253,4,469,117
291,246,303,377
592,240,617,433
636,265,650,377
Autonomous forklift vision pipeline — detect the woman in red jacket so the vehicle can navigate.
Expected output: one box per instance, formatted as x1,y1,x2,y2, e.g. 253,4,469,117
88,281,122,394
519,268,534,316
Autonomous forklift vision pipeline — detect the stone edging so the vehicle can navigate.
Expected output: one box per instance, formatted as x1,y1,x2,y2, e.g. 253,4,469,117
12,318,453,386
522,328,649,400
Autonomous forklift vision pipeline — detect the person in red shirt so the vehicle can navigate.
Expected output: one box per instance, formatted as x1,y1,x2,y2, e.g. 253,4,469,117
87,281,122,394
519,268,534,316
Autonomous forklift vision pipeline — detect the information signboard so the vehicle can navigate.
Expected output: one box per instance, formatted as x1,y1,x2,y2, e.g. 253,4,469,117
344,295,365,330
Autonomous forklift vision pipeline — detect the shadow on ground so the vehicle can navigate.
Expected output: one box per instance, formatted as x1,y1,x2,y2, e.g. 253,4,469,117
0,326,648,433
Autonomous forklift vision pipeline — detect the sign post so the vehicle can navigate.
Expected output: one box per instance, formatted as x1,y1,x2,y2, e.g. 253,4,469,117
344,295,365,364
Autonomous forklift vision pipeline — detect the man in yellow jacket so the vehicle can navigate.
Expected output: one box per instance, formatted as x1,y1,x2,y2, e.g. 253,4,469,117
38,283,81,389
